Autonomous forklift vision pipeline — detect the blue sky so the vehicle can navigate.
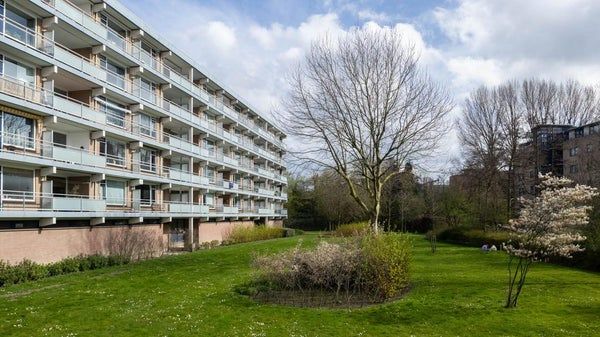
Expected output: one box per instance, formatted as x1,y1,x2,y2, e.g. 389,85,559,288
121,0,600,175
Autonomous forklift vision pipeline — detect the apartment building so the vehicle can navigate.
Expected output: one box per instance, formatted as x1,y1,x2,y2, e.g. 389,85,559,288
515,125,572,196
0,0,287,263
516,123,600,197
562,121,600,186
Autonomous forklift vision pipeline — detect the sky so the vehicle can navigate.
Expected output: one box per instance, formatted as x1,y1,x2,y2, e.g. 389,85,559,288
121,0,600,178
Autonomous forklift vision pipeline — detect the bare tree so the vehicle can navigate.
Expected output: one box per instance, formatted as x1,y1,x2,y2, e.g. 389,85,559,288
281,29,453,232
521,78,598,128
521,79,559,129
557,79,599,126
457,86,506,226
497,81,524,216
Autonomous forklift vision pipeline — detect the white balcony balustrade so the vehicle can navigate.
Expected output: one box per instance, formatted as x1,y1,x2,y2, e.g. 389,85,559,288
42,195,106,212
223,206,239,214
43,145,107,167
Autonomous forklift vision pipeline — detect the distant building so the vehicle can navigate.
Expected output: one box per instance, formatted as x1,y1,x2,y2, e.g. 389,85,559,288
516,125,572,196
516,122,600,197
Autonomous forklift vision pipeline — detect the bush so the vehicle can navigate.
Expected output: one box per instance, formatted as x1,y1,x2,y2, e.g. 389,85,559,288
225,225,285,244
0,259,48,286
250,233,412,304
0,254,133,288
333,222,370,237
361,233,411,299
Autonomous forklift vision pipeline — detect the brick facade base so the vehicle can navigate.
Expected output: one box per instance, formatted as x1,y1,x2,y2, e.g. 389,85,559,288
1,219,286,264
0,224,165,264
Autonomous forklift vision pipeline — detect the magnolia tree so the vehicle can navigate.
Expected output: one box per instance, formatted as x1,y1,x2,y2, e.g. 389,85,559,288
504,174,597,308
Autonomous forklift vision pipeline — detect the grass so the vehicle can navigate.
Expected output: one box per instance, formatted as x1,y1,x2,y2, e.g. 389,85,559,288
0,233,599,337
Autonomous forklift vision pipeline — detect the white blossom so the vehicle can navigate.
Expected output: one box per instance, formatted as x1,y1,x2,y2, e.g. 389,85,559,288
505,174,597,261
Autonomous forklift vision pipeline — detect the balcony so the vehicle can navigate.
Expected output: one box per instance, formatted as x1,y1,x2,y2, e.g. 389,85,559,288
43,145,106,168
223,206,239,214
221,180,239,189
167,203,209,214
257,188,276,197
42,196,106,212
1,15,54,55
162,99,190,118
257,208,273,215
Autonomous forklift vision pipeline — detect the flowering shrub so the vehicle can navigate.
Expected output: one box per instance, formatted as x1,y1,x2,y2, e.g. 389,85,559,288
333,221,370,237
504,174,597,308
250,233,411,304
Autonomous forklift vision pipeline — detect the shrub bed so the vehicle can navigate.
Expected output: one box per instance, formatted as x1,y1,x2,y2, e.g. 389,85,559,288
0,254,130,287
333,221,370,237
243,233,411,307
223,225,286,245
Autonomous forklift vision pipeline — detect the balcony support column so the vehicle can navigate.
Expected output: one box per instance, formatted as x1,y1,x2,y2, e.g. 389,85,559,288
187,217,194,251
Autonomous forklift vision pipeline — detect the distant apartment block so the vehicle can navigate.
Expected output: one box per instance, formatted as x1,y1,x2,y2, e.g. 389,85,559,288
0,0,287,263
517,123,600,196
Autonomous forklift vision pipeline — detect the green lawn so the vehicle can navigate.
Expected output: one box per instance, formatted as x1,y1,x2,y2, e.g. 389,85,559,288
1,234,599,337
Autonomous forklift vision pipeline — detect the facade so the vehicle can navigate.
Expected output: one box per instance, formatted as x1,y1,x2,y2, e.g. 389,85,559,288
515,125,572,196
562,122,600,186
0,0,287,263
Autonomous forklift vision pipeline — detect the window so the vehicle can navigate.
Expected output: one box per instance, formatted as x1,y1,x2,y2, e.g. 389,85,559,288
99,97,127,128
2,167,34,200
204,139,215,154
138,78,156,103
50,176,66,196
2,56,35,85
587,144,593,153
204,166,215,180
575,129,584,138
140,42,157,68
170,191,189,203
2,112,35,149
102,180,126,205
570,146,579,156
138,113,155,138
100,14,126,50
204,193,214,206
136,185,155,205
5,5,35,46
53,132,66,148
139,148,156,172
99,56,125,89
570,165,578,174
100,139,126,166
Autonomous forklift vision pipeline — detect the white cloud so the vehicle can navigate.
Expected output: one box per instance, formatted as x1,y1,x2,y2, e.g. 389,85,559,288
204,21,237,52
434,0,600,85
357,9,390,23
